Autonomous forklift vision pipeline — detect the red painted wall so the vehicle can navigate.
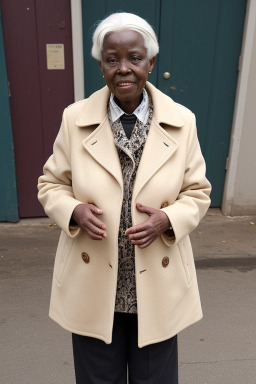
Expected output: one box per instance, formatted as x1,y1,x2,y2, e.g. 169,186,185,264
0,0,74,217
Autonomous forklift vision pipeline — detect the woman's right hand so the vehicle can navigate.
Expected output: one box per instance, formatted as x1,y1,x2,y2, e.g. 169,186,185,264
71,204,107,240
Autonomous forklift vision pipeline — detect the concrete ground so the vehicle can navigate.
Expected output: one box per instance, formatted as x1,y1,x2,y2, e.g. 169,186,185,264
0,209,256,384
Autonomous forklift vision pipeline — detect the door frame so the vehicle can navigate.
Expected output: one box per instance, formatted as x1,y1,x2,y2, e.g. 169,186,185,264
222,0,256,215
71,0,84,101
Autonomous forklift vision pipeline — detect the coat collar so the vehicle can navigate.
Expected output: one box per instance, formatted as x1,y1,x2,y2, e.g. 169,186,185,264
76,82,184,128
79,83,182,196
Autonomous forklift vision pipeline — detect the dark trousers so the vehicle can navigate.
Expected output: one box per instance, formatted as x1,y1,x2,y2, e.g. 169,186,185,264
72,312,178,384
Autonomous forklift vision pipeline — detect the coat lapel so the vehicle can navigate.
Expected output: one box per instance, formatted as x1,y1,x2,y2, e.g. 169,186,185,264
133,118,178,199
77,86,123,191
131,82,184,199
82,115,123,192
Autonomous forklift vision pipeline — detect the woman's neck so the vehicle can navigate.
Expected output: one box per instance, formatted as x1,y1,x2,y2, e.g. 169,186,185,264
114,94,143,114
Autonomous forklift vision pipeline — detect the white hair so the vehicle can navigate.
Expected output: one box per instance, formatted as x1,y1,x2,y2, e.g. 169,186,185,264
91,12,159,61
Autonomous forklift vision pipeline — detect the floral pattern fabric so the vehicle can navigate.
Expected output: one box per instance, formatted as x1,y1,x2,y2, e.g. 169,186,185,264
108,101,153,314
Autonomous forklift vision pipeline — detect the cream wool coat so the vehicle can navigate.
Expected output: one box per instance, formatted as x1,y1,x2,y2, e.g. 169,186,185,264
38,82,211,348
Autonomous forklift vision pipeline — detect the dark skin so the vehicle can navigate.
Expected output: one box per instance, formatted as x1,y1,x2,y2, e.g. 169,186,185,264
98,30,155,114
72,30,170,248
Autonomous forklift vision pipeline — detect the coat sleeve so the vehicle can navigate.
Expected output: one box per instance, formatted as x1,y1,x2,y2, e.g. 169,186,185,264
160,113,211,245
37,108,83,237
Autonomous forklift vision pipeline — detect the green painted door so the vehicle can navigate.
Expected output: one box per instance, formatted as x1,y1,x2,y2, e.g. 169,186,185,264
81,0,247,206
0,9,18,221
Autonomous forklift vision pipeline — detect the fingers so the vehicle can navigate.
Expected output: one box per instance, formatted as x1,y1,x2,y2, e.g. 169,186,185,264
127,225,156,247
86,228,106,240
125,221,155,248
82,219,107,239
131,235,155,248
137,238,155,248
127,230,148,240
125,218,154,238
89,203,103,216
88,213,106,230
125,208,170,248
72,203,107,239
125,224,146,236
125,213,154,236
136,203,155,215
81,215,107,239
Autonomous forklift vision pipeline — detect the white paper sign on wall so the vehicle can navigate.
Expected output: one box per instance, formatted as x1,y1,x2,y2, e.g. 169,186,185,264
46,44,65,70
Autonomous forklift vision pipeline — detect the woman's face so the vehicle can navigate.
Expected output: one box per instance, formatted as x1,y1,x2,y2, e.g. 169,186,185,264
98,30,156,114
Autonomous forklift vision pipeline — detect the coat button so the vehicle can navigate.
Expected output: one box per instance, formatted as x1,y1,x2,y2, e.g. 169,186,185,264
160,201,169,209
162,256,169,267
81,252,90,264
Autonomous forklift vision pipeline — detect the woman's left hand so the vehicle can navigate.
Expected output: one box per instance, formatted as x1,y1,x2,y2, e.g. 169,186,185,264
125,203,170,248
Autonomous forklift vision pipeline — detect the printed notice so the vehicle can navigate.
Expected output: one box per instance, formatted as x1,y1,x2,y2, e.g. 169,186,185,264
46,44,65,70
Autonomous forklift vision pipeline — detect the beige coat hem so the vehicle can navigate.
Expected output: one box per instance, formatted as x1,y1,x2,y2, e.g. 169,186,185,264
49,309,203,348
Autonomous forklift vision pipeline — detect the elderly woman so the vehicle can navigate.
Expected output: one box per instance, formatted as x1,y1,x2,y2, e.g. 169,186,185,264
38,12,211,384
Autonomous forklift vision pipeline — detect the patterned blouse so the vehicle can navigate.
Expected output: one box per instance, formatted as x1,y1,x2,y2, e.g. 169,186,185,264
108,95,154,314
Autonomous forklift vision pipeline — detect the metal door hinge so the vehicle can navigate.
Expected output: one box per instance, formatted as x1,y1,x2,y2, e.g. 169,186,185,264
8,81,11,98
225,157,230,170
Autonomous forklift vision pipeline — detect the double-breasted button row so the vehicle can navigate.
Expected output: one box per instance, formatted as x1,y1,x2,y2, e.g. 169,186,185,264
160,201,169,209
162,256,169,268
81,252,90,263
81,252,169,268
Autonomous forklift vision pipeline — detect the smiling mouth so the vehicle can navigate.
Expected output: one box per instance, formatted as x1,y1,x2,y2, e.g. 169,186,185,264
117,82,135,88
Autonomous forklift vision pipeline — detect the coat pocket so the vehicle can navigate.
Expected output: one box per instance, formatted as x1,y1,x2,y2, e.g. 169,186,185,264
54,231,74,285
177,236,193,286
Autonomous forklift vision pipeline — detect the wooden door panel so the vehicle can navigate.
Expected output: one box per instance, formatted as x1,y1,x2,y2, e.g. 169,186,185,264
81,0,246,206
158,0,247,205
0,0,74,217
0,0,45,217
35,0,74,160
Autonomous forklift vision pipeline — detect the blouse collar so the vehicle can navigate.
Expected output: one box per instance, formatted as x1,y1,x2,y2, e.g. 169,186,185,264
109,88,149,124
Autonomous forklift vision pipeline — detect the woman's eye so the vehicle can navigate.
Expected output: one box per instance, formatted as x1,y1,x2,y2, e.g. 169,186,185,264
108,58,118,63
131,56,141,62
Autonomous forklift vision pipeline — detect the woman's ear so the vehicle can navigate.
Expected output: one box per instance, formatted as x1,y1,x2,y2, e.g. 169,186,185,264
98,61,105,79
149,56,156,72
98,61,103,71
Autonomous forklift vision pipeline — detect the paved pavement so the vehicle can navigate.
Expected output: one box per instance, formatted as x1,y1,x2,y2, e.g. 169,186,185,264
1,209,256,384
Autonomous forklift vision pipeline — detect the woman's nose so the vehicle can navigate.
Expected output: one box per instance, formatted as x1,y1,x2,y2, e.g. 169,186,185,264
118,59,131,73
